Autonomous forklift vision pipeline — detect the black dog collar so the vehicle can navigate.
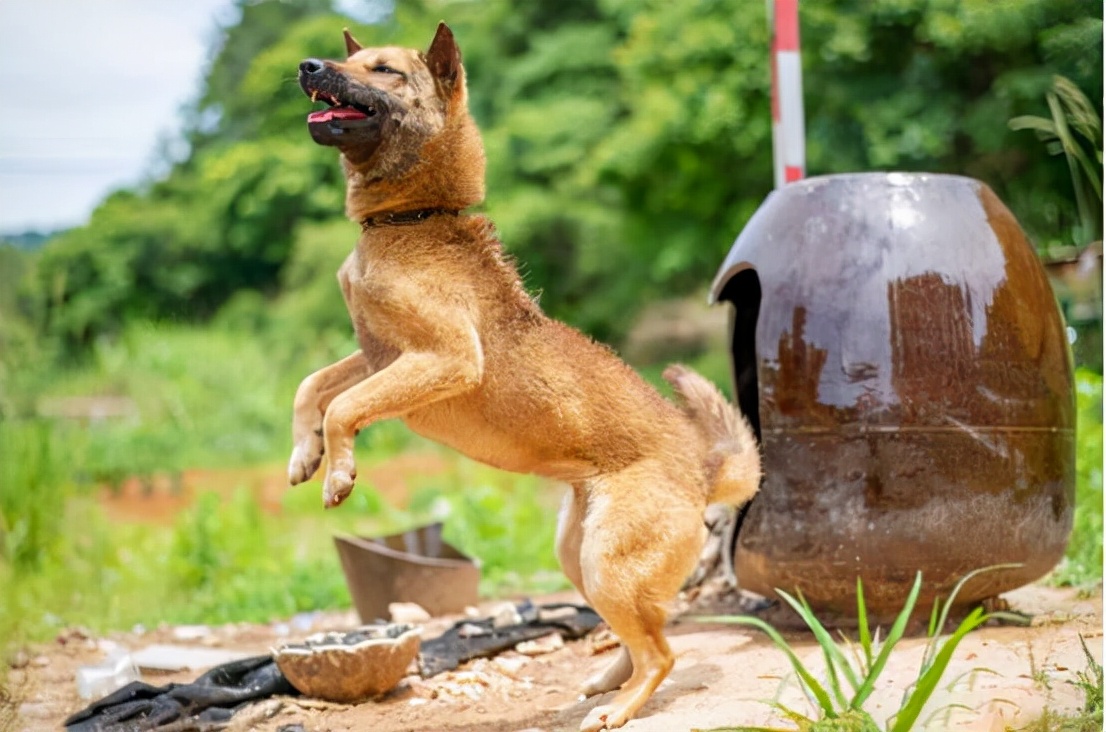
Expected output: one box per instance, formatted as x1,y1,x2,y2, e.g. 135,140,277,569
360,208,459,230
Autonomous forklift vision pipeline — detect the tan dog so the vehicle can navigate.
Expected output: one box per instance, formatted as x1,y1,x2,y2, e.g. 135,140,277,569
290,24,761,731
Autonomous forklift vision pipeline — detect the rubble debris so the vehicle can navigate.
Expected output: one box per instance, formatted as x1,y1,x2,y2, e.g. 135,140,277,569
65,602,601,730
389,602,432,624
515,633,564,656
418,602,600,677
587,628,620,655
130,644,253,672
170,625,212,642
490,654,530,677
489,602,523,628
75,647,139,700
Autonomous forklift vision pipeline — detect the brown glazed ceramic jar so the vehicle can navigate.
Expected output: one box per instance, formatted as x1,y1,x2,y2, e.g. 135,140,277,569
710,173,1074,618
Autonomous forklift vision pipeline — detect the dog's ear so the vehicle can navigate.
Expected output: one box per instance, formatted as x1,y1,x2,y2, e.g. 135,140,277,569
343,28,363,57
425,22,463,96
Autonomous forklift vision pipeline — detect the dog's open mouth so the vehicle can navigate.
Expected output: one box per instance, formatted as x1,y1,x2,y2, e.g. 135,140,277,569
306,90,377,124
298,60,391,157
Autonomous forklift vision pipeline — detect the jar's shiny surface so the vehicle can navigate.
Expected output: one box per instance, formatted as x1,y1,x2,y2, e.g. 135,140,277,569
712,173,1074,616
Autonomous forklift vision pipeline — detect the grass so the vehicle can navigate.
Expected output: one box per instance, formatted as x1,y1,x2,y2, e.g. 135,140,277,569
0,444,567,651
1,483,347,643
1052,369,1104,587
1072,635,1105,721
693,568,1027,732
30,322,353,483
1015,635,1103,732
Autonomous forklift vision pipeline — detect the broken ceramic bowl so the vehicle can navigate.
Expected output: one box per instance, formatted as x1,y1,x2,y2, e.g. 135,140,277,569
272,623,420,702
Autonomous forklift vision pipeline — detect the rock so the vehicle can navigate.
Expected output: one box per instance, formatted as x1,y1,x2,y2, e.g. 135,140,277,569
491,654,530,676
131,644,252,672
171,625,212,641
489,602,523,628
55,626,91,645
389,602,432,624
587,629,620,655
515,633,564,656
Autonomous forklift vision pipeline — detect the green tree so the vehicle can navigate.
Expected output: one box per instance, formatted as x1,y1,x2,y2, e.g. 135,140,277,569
801,0,1102,249
187,0,335,153
30,0,1103,351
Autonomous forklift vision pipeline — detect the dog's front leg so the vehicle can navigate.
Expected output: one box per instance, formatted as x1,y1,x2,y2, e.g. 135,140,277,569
320,347,482,507
289,351,375,485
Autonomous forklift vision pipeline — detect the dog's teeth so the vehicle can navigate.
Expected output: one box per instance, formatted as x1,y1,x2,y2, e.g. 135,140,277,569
311,90,319,103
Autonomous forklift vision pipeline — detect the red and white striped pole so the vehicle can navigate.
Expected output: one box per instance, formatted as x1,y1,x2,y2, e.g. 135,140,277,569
769,0,805,188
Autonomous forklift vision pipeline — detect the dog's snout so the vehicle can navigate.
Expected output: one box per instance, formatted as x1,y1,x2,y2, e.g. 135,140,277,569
299,58,326,75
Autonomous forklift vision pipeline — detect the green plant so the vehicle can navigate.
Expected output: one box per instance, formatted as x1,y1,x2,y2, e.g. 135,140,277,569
0,419,72,569
1072,634,1104,722
1016,638,1103,732
1010,75,1103,247
694,567,1024,732
0,442,569,655
1053,369,1104,586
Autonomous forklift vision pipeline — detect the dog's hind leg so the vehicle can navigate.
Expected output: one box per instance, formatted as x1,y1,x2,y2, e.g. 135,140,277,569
578,601,671,732
576,469,707,731
557,485,636,696
555,485,588,601
289,351,374,485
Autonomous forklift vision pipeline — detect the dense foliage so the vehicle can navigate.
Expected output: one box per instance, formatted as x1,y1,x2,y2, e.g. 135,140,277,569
4,0,1100,350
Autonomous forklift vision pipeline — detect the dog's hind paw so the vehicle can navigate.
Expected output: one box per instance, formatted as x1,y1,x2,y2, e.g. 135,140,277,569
580,703,629,731
322,469,356,508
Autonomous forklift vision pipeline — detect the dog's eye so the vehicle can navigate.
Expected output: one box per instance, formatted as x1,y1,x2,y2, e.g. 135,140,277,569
372,65,400,74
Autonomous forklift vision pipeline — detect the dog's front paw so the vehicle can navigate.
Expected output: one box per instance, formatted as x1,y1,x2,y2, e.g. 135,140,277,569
288,434,324,485
322,469,356,508
580,703,629,732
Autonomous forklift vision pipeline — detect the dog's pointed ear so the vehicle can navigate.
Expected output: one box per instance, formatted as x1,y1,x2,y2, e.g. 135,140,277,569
425,22,463,93
343,28,363,56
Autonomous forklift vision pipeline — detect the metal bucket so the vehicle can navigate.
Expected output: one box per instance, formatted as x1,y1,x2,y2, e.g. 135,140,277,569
711,173,1074,617
334,523,481,622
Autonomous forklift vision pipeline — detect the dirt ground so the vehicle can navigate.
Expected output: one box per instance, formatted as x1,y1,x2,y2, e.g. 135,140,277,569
8,581,1102,732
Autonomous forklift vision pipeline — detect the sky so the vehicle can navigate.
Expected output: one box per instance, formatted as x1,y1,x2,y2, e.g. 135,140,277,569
0,0,235,235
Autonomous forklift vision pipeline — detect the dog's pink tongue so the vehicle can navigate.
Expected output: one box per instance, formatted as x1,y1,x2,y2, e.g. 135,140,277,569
307,106,368,123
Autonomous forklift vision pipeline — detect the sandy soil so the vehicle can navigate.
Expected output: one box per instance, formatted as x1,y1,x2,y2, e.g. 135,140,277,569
7,582,1101,732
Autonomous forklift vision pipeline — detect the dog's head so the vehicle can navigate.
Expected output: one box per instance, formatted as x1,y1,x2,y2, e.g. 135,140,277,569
298,23,484,217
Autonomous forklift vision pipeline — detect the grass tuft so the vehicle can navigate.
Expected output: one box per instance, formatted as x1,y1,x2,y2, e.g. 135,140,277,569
693,567,1025,732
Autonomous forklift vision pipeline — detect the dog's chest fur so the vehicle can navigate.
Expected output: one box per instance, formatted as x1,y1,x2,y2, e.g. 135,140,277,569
335,216,531,362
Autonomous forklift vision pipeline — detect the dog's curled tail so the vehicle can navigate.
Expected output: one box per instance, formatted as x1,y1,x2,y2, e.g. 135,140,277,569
663,364,761,506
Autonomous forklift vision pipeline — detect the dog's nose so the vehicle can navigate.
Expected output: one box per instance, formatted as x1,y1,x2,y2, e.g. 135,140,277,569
299,58,325,75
